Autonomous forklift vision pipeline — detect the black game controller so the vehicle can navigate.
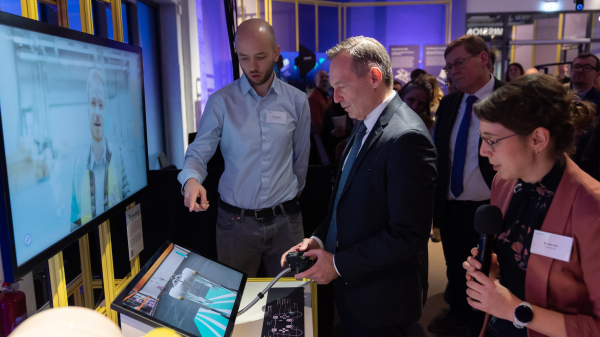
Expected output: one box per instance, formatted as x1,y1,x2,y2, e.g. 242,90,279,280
286,251,315,274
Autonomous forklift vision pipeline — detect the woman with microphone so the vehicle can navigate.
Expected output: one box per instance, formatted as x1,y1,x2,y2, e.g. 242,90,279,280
462,73,600,337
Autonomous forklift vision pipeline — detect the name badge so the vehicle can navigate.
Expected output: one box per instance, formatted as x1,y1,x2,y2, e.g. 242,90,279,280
266,110,287,125
530,230,573,262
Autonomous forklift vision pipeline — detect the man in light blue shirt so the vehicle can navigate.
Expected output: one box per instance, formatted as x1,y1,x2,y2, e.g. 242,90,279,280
178,19,311,277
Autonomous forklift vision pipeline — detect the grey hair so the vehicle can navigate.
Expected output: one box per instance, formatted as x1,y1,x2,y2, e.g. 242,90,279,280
326,36,393,87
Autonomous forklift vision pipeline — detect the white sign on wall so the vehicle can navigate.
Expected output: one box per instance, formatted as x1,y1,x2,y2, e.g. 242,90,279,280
466,27,504,37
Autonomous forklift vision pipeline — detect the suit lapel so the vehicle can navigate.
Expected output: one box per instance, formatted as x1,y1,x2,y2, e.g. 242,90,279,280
339,122,360,171
492,77,504,91
443,92,464,144
341,123,384,197
339,95,401,198
331,122,360,195
498,180,517,216
525,158,579,308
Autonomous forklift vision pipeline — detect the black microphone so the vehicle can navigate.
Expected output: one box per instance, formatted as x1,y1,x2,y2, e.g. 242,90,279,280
471,205,503,311
474,205,504,277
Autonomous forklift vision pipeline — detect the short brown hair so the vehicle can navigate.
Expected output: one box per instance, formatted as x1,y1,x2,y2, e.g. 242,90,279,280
327,36,393,87
487,49,497,73
444,35,489,60
573,53,600,71
474,73,596,162
398,79,433,129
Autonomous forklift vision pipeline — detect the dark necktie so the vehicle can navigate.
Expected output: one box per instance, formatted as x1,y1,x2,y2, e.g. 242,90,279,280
325,122,368,253
451,95,478,198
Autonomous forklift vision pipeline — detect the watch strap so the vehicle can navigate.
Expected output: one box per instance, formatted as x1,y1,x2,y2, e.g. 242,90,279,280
513,301,534,329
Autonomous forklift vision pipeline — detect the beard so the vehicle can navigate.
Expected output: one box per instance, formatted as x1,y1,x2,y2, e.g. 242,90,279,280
243,62,276,86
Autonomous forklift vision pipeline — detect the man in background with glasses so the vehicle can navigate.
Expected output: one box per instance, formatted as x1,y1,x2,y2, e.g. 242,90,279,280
569,53,600,103
428,35,503,335
568,54,600,167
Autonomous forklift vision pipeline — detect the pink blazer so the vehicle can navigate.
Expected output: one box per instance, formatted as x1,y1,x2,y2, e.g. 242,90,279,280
480,158,600,337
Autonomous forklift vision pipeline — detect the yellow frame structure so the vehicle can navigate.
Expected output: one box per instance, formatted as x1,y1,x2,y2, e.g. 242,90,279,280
556,13,564,72
20,0,38,20
510,14,565,71
271,0,452,52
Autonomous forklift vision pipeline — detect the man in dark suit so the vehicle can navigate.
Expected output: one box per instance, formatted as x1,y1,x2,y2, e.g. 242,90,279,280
428,35,501,335
568,53,600,168
281,36,437,336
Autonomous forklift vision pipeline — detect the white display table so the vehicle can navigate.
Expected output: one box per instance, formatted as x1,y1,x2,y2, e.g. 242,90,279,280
119,277,317,337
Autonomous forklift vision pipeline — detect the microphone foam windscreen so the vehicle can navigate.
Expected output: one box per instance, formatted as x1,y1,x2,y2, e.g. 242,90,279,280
474,205,504,235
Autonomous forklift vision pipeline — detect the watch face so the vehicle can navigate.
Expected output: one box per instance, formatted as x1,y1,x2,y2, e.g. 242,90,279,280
515,305,534,323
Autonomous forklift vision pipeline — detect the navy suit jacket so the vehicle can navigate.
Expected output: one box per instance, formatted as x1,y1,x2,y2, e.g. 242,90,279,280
313,94,437,326
432,78,503,228
574,87,600,169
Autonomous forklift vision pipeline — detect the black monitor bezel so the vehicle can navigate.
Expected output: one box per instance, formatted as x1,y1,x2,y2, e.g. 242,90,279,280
0,11,150,282
111,240,248,337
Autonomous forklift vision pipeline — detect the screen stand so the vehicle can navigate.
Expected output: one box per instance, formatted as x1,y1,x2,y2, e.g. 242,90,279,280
99,219,119,324
79,234,95,309
48,251,68,307
126,202,141,276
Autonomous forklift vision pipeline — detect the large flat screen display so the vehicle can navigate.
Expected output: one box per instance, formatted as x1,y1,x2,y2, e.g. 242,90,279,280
112,242,247,337
0,12,148,281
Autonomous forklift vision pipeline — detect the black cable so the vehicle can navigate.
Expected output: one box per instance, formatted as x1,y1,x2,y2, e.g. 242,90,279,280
237,267,292,316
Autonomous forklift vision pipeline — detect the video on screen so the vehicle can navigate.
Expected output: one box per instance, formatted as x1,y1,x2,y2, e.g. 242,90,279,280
0,24,148,266
120,244,245,337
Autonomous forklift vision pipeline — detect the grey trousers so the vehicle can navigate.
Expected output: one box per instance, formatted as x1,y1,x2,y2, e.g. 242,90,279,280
215,205,304,278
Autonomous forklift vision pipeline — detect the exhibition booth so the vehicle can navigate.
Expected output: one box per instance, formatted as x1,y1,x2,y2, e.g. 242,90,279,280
0,9,328,337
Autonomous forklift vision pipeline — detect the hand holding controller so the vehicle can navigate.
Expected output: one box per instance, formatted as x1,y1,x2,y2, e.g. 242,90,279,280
286,251,315,274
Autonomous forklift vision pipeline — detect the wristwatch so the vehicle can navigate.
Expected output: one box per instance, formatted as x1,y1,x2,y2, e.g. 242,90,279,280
513,302,534,329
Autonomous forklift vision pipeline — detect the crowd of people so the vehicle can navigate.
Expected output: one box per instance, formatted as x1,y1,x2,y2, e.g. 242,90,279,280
180,18,600,337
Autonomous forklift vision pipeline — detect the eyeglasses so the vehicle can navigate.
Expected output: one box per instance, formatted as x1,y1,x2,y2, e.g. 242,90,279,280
478,130,518,152
572,64,598,72
443,53,480,74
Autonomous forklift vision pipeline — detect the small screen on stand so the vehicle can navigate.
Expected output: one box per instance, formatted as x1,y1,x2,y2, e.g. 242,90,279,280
112,242,247,337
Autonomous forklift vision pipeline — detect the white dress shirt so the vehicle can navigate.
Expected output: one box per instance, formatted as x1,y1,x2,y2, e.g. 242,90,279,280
312,91,397,277
448,75,494,201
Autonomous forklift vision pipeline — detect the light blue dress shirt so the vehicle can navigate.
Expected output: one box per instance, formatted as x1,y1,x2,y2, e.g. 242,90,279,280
178,73,311,209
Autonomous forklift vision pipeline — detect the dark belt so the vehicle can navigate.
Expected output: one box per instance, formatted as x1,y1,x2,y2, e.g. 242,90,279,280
218,198,301,221
446,199,490,208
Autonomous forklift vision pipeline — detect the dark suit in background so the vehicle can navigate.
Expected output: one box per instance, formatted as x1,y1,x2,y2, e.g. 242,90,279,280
313,95,437,335
431,78,502,333
573,87,600,168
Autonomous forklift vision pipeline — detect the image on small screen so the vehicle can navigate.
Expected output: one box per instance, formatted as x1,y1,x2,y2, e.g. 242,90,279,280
0,24,148,266
122,244,244,337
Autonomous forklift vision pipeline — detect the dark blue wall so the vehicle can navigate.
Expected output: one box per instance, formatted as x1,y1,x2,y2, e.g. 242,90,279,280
451,0,467,41
318,6,339,53
272,1,296,52
299,4,316,51
275,0,464,70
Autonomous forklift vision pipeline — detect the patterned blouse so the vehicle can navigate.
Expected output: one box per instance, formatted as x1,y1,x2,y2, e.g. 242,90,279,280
487,163,565,337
